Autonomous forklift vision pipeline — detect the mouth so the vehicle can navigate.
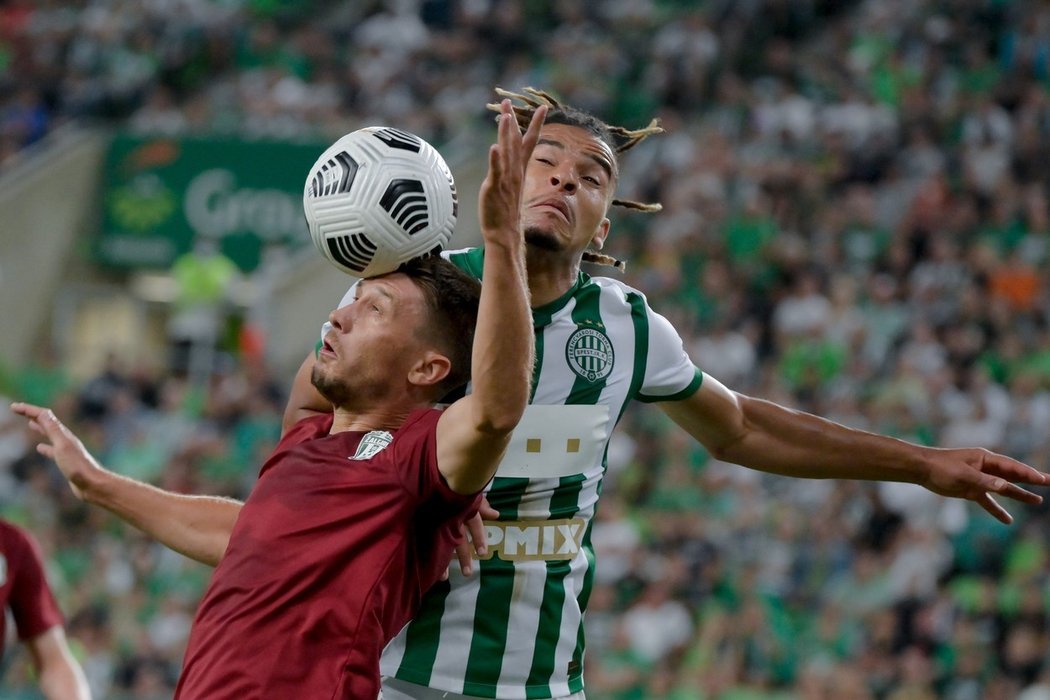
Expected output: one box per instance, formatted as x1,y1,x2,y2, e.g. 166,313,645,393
320,336,336,358
531,198,571,223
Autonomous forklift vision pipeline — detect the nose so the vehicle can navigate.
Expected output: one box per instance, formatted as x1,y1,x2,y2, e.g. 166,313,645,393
328,305,351,332
549,167,577,193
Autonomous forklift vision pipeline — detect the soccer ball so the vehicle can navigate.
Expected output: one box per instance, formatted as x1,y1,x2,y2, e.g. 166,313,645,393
303,127,458,278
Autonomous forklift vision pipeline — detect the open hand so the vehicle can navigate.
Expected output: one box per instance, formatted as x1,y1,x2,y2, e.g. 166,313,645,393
921,446,1046,524
10,402,99,500
478,99,546,245
444,497,500,579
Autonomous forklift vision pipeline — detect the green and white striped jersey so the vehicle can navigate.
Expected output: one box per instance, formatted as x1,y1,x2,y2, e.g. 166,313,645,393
373,248,702,699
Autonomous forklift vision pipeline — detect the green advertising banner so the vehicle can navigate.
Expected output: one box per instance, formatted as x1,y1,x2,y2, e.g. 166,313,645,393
97,134,327,272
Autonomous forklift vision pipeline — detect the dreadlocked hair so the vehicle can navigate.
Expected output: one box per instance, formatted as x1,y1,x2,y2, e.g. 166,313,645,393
486,87,663,269
582,250,627,271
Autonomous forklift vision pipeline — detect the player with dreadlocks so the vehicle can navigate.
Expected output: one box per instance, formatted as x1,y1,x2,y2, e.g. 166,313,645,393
282,87,1045,700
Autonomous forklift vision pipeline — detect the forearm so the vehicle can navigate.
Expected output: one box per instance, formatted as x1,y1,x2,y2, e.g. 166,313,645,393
81,469,240,566
471,238,532,432
282,351,331,435
29,629,91,700
38,659,91,700
719,394,928,483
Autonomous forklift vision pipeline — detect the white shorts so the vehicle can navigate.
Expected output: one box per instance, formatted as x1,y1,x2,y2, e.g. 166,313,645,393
379,676,586,700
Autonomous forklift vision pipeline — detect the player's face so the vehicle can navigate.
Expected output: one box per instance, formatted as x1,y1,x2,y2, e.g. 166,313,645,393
312,274,429,408
521,123,615,256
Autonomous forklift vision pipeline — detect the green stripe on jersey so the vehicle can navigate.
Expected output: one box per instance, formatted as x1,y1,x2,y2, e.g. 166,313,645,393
525,473,586,689
395,579,452,683
637,367,703,403
461,477,530,694
570,524,597,693
618,292,649,423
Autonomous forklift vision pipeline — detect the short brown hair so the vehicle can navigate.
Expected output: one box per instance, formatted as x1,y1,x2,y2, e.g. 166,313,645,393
399,256,481,400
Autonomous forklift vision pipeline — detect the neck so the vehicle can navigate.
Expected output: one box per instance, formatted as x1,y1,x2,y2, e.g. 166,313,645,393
525,246,582,307
329,403,419,434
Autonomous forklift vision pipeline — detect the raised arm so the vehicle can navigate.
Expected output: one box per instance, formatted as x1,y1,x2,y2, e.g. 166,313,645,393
11,402,239,566
25,627,92,700
435,100,545,494
659,372,1047,524
283,351,331,435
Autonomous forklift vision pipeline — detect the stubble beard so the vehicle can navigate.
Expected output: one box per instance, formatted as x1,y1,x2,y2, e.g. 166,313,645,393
524,225,566,253
310,364,355,410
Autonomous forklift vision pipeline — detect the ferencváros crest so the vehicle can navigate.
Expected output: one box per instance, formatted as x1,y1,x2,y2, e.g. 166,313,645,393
565,326,614,382
350,430,394,460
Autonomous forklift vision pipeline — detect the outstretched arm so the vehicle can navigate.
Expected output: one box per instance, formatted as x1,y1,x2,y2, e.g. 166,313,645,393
660,373,1047,524
26,627,92,700
436,100,545,494
11,402,239,566
283,351,331,435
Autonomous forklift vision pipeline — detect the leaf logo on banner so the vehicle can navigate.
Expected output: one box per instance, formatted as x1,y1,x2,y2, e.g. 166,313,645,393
108,174,177,232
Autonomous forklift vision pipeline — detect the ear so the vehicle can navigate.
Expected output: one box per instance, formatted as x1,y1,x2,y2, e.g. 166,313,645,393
591,218,611,250
407,350,452,390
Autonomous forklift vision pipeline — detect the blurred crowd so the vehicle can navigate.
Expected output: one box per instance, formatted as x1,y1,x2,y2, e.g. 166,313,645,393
4,0,1050,698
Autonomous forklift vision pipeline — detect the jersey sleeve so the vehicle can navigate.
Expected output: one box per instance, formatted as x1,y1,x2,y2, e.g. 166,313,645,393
7,526,63,641
394,409,480,517
441,247,484,279
635,303,703,403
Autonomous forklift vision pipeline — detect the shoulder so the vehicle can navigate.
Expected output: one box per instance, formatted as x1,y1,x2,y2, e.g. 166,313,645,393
575,274,658,318
0,520,31,548
585,274,651,303
441,247,483,278
282,413,333,446
396,407,443,438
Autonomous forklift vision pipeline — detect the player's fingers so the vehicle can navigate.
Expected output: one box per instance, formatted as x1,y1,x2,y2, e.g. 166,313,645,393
456,542,473,576
995,482,1043,504
973,469,1043,504
521,104,546,156
487,143,502,181
10,402,45,420
976,492,1012,525
36,443,55,460
465,514,488,557
982,452,1048,483
30,407,65,438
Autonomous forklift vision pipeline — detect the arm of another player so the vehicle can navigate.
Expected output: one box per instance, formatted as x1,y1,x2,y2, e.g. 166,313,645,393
11,402,239,566
282,351,332,435
659,373,1047,524
26,627,91,700
436,100,545,494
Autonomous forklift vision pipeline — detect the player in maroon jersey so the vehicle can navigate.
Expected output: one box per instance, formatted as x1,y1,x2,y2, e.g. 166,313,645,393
12,99,545,699
0,519,91,699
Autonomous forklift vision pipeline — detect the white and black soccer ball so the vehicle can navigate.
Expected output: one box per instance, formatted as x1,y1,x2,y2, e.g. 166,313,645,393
303,127,458,278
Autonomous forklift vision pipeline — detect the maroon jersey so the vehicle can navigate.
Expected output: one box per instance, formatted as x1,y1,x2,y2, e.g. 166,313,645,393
175,408,480,700
0,520,64,657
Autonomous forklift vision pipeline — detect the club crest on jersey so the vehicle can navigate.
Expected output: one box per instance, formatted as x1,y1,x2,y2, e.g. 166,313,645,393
565,325,614,382
350,431,394,460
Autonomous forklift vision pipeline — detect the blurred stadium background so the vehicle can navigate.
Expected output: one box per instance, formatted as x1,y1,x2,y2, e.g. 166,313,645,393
3,0,1050,698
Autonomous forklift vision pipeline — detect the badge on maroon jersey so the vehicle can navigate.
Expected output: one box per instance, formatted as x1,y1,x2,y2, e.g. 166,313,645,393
350,430,394,460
